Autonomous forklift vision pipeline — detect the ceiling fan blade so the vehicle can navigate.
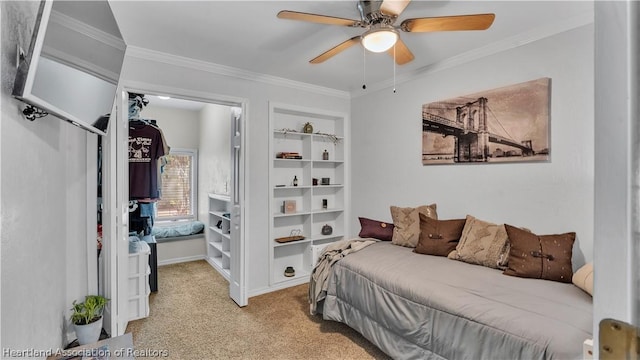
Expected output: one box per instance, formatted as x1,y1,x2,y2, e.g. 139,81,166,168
401,13,496,32
310,36,361,64
277,10,359,27
380,0,412,17
387,38,414,65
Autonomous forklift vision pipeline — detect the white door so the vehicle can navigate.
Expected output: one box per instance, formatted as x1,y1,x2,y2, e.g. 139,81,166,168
101,90,130,336
114,90,131,334
229,107,247,306
101,112,117,336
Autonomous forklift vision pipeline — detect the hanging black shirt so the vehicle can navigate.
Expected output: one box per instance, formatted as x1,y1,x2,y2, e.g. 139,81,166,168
129,122,165,199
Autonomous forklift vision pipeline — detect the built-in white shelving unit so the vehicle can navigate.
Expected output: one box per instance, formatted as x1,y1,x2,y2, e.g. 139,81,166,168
269,102,348,289
206,193,231,281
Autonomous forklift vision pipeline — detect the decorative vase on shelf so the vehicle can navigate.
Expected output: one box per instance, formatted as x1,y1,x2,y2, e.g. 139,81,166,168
284,266,295,277
303,122,313,133
322,224,333,235
322,149,329,160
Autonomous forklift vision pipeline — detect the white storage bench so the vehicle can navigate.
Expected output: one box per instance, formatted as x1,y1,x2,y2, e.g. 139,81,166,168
152,221,206,266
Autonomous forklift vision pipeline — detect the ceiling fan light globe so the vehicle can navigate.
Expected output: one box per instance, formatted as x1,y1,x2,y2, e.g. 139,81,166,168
362,29,398,53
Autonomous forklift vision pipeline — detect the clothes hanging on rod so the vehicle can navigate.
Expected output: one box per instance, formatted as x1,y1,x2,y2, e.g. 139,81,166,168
129,119,167,200
127,93,163,294
128,93,169,200
128,200,155,236
131,118,170,199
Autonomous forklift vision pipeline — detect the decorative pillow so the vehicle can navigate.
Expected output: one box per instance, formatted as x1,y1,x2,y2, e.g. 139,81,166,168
151,220,205,239
414,214,466,257
572,262,593,295
448,215,510,269
390,204,438,247
503,224,575,283
358,217,394,241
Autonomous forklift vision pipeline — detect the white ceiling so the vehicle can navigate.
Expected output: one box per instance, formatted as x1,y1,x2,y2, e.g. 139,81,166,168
109,1,593,94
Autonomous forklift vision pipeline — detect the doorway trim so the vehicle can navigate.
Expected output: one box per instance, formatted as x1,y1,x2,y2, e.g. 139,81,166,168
106,80,249,335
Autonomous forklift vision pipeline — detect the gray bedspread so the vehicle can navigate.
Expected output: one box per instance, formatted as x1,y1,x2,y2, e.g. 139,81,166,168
322,241,592,360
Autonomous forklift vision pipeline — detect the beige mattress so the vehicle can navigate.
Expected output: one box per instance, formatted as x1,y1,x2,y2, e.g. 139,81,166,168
322,241,592,360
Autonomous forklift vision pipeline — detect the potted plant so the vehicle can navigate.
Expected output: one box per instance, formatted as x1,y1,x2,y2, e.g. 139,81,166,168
70,295,109,345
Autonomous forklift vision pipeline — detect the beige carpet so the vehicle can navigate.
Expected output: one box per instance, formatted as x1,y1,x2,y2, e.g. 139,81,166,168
126,260,390,359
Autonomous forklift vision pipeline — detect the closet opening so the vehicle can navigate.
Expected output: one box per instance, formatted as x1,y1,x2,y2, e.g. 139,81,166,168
102,88,247,336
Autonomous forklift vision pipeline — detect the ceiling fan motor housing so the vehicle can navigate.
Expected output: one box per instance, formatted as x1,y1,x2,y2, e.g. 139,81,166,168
357,0,396,26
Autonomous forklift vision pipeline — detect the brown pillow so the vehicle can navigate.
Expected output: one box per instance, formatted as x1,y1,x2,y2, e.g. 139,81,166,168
503,224,575,283
358,217,394,241
414,214,466,256
448,215,510,269
390,204,438,247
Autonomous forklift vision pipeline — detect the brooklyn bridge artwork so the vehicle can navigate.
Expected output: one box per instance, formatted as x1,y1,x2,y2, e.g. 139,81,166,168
422,78,550,165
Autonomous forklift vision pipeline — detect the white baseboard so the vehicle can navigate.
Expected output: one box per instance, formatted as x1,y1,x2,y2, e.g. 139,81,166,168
248,286,273,298
158,255,206,266
248,276,309,298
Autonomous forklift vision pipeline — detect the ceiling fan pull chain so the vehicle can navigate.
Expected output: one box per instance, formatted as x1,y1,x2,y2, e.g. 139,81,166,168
362,46,367,90
393,44,397,94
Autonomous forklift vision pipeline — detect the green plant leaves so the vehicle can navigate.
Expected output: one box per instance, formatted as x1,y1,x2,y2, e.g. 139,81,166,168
70,295,109,325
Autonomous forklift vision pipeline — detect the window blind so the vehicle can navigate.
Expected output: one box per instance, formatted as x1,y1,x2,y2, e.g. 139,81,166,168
156,153,194,219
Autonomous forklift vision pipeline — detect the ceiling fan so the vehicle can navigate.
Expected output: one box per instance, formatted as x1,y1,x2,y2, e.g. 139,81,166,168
277,0,495,65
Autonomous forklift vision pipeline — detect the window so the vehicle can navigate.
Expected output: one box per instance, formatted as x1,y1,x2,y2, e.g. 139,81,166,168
156,148,197,221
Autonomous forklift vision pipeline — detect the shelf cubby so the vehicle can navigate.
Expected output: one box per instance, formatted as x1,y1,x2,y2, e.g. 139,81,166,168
206,194,231,281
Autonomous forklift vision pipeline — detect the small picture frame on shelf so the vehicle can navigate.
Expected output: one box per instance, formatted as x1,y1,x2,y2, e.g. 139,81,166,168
321,177,330,185
282,200,296,214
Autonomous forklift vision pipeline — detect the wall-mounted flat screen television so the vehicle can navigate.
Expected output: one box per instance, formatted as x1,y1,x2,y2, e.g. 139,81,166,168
12,0,126,135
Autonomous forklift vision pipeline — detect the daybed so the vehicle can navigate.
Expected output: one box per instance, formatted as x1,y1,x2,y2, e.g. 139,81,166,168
312,210,593,360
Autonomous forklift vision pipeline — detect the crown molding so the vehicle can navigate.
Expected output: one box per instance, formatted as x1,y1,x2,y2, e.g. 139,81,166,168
352,10,595,97
125,46,351,99
50,10,125,51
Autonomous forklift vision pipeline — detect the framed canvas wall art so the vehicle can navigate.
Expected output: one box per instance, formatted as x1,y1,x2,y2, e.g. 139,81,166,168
422,78,551,165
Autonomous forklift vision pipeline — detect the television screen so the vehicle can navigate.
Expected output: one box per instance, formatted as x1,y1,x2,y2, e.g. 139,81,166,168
13,0,126,135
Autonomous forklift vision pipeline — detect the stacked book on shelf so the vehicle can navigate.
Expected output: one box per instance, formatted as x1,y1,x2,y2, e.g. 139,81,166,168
276,152,302,159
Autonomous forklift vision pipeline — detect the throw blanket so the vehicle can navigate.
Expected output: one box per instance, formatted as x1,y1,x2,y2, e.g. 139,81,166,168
309,238,376,315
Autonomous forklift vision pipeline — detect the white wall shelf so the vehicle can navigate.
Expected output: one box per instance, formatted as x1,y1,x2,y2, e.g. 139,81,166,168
206,193,231,281
269,102,348,288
